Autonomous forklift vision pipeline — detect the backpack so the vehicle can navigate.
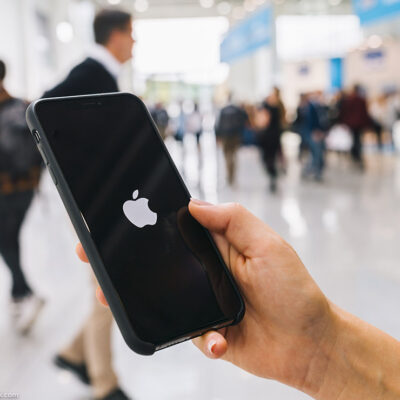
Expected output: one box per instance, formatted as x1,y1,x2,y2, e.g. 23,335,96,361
215,105,247,138
151,108,169,130
0,98,42,179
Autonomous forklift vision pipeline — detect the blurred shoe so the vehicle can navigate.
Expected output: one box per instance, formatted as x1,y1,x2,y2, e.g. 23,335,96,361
97,388,131,400
54,355,90,385
11,294,45,334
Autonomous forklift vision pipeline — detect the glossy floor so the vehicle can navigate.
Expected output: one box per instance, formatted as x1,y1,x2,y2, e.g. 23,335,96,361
1,133,399,400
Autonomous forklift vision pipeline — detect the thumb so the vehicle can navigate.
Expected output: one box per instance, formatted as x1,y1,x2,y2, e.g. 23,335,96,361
192,330,227,359
189,200,271,258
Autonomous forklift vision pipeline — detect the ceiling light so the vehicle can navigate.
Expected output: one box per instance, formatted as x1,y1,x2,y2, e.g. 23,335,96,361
134,0,149,12
199,0,215,8
108,0,121,5
217,1,232,15
56,22,74,43
368,35,383,49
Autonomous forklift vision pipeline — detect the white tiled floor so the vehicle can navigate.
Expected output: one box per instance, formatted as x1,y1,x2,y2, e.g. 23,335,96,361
1,132,400,399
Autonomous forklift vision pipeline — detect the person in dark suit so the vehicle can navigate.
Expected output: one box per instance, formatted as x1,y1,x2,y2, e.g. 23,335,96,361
44,9,134,98
46,9,135,400
44,58,118,97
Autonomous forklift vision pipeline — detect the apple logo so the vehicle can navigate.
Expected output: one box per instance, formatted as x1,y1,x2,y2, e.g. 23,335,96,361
123,189,157,228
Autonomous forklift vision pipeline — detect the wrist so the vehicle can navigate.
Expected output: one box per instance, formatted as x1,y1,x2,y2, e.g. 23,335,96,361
297,300,343,399
304,302,355,400
306,303,400,400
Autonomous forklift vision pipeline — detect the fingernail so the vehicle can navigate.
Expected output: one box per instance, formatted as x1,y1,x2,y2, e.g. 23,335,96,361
190,198,213,206
208,339,217,355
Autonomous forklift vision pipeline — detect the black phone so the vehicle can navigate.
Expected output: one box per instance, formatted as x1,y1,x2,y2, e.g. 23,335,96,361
26,92,244,355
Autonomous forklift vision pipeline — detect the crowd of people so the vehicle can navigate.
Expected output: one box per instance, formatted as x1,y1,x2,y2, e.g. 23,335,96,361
1,6,400,400
149,84,400,193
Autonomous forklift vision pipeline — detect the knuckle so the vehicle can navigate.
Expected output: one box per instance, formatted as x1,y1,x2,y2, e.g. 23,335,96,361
230,202,244,215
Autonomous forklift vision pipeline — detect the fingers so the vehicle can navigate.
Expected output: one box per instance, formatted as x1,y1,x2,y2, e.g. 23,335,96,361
192,330,228,359
76,243,89,263
96,286,109,307
189,200,271,257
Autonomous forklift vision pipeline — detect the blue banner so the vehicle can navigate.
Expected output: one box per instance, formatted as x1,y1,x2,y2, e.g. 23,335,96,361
220,7,272,64
330,58,343,91
353,0,400,25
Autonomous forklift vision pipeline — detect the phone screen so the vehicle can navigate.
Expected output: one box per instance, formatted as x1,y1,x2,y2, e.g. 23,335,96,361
35,94,242,345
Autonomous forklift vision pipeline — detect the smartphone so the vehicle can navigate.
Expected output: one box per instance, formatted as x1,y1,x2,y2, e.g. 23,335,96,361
26,93,244,355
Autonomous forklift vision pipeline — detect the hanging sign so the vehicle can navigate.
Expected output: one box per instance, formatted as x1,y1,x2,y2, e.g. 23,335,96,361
353,0,400,25
220,7,272,63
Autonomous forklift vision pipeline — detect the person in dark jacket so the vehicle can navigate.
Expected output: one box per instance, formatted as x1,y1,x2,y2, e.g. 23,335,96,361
46,10,135,400
339,84,371,167
0,60,44,334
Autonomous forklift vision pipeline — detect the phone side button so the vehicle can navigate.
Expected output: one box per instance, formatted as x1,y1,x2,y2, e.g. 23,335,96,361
32,129,41,143
48,166,58,186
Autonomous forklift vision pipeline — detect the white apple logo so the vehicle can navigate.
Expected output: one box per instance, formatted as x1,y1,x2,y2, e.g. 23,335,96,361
123,189,157,228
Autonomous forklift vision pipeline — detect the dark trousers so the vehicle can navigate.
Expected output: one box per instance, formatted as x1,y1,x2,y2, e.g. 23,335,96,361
0,191,34,299
371,120,383,149
351,128,363,162
260,136,280,181
222,136,241,185
262,150,278,180
306,137,325,178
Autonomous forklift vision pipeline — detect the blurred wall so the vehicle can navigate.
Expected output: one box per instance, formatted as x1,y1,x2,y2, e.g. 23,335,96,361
345,40,400,96
281,59,330,112
0,0,95,100
0,0,29,98
227,47,273,103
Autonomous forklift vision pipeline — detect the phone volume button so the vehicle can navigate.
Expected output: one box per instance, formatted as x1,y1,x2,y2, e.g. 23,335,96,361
32,129,41,143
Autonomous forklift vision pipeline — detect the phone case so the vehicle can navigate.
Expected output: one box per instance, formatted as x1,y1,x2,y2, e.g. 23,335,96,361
26,92,245,355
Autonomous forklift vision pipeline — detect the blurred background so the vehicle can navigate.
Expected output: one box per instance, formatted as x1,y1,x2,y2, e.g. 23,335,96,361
1,0,400,399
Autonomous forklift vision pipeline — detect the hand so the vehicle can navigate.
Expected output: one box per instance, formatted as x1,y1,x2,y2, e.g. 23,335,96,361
187,202,400,400
188,201,334,395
